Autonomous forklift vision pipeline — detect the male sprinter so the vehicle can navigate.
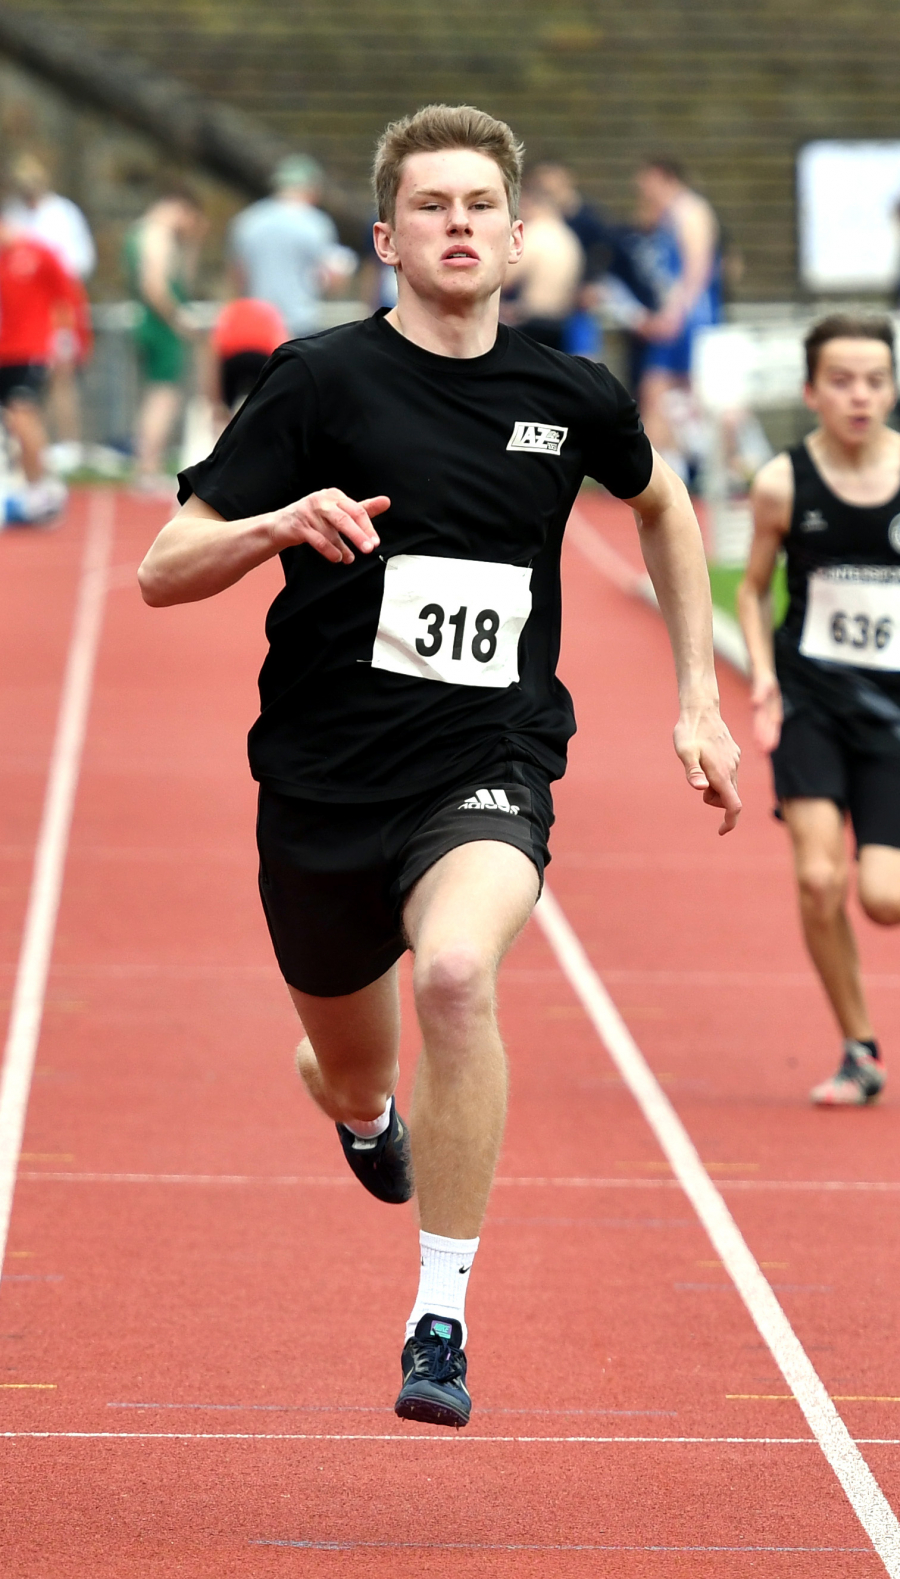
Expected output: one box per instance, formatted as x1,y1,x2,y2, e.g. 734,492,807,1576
139,104,740,1428
739,314,900,1106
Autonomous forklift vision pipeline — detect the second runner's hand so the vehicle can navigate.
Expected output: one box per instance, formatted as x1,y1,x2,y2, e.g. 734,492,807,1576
272,488,391,564
673,700,742,836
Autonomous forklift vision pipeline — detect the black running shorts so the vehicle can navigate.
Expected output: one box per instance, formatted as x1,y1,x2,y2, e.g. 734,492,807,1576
0,363,47,407
256,760,554,997
772,711,900,850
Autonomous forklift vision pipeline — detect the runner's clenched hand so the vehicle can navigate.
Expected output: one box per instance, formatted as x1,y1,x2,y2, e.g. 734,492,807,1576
674,701,742,835
272,488,390,564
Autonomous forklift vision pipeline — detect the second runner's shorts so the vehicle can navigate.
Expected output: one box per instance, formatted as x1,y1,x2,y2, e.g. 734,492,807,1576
256,759,554,996
772,708,900,851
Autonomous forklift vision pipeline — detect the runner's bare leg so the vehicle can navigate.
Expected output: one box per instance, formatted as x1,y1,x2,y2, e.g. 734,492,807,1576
782,798,873,1040
291,967,401,1125
403,840,540,1239
857,845,900,927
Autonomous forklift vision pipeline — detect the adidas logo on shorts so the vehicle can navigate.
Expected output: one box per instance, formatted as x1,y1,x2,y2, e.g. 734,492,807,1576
458,788,520,814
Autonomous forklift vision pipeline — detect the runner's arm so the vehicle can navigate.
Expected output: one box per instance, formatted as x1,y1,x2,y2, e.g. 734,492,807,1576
736,452,792,752
137,489,389,607
625,450,742,834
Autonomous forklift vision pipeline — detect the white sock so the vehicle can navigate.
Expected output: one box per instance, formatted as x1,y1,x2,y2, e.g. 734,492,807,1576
343,1097,391,1140
406,1230,480,1345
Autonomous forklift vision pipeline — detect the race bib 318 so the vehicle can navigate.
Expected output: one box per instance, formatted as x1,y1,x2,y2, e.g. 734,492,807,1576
800,566,900,671
371,553,533,688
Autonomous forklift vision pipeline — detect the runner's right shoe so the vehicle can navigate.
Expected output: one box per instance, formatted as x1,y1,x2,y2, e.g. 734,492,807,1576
336,1096,414,1203
394,1314,471,1428
810,1041,886,1107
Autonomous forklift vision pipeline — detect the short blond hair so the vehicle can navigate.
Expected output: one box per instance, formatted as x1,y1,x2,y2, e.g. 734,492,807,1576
373,103,524,224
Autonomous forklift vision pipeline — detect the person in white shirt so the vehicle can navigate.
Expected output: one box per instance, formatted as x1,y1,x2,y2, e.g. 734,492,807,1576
229,155,353,338
4,153,97,470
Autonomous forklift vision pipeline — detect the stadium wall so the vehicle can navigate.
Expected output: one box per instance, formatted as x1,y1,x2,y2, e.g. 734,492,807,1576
2,0,900,300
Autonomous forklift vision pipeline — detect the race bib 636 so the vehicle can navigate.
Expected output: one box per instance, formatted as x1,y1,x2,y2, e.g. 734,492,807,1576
371,553,533,688
800,566,900,671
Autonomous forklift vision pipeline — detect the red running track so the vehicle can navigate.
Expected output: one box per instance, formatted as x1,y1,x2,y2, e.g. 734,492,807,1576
1,487,899,1577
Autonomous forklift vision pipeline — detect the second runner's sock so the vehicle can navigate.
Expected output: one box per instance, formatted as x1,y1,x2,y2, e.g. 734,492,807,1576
850,1037,880,1061
406,1230,480,1345
343,1097,392,1140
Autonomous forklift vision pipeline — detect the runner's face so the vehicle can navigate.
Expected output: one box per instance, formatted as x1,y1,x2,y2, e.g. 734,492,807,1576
376,149,523,308
805,339,897,445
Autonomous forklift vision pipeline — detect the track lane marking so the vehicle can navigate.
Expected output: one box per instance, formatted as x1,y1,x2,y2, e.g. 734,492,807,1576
16,1171,900,1192
254,1540,874,1554
0,493,114,1280
0,1431,824,1443
534,885,900,1575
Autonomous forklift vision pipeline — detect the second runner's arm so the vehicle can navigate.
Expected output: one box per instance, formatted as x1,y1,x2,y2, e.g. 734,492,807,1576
624,451,742,834
736,452,792,752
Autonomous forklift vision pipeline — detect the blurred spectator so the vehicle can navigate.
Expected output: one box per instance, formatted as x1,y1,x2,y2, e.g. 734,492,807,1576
0,217,90,524
208,296,288,430
123,185,206,495
229,155,355,338
4,152,96,473
529,161,657,308
509,181,584,351
630,157,721,478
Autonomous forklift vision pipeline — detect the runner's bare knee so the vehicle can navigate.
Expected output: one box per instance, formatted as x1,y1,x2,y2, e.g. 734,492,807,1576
413,943,495,1037
796,857,847,923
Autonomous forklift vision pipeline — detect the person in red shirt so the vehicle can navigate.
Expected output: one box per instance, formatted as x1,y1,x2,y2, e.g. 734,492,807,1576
208,296,288,430
0,219,91,523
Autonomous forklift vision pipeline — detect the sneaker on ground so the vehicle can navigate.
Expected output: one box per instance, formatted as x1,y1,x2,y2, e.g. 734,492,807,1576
394,1314,471,1429
810,1042,886,1107
4,477,68,526
336,1095,413,1204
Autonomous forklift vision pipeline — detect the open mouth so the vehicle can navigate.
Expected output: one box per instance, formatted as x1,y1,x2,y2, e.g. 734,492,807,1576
442,247,479,263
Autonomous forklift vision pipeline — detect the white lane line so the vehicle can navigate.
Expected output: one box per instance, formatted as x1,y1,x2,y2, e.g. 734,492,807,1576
535,885,900,1576
0,492,114,1277
567,502,750,675
16,1171,900,1192
0,1431,821,1444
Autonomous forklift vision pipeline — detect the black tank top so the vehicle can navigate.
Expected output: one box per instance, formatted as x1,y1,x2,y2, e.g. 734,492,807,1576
775,441,900,710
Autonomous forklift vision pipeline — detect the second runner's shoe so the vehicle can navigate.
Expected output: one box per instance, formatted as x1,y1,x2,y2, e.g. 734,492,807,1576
810,1041,886,1107
394,1314,471,1428
336,1096,414,1203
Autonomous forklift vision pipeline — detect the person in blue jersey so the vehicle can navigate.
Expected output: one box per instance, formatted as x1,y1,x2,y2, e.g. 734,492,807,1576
739,315,900,1107
139,104,741,1429
631,158,721,480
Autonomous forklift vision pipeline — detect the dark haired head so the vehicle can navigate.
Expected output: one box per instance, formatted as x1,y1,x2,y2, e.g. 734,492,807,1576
640,155,685,184
804,313,895,382
156,181,203,211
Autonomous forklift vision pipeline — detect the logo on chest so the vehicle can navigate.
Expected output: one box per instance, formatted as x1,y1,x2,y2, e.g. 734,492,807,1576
889,513,900,556
507,421,568,456
799,509,829,533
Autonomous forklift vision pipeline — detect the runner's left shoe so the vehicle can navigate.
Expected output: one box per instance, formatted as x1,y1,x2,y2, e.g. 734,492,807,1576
394,1314,471,1428
810,1041,886,1107
336,1096,414,1203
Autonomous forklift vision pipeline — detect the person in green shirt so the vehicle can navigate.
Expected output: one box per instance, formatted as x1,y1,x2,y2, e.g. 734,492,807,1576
124,185,205,493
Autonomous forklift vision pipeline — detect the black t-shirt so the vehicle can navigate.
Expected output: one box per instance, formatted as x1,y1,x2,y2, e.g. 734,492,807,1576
178,310,653,802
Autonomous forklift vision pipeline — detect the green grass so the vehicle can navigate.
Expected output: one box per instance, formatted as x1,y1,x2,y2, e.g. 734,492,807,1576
708,561,788,628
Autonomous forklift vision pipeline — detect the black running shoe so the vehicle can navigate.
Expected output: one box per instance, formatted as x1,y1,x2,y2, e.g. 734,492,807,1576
394,1314,471,1429
336,1097,414,1204
810,1041,886,1107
